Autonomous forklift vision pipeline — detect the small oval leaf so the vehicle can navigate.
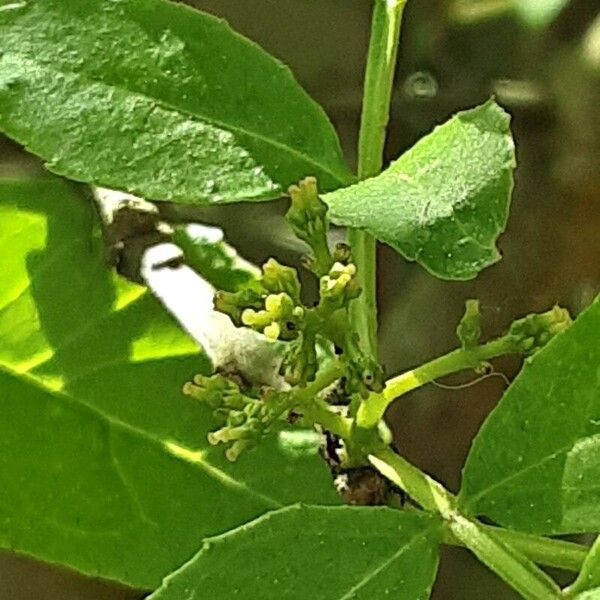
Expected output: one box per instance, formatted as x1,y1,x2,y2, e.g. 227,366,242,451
324,100,515,280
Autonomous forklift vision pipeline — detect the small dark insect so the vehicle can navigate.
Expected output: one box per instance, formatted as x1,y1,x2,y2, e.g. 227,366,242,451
334,467,391,506
320,432,406,507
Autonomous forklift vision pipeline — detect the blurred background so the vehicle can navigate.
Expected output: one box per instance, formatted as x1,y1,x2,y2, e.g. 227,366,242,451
1,0,599,597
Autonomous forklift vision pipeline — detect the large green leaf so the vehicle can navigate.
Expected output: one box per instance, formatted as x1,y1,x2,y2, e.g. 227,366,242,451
0,366,273,589
0,0,352,204
459,296,600,534
149,505,441,600
324,100,515,280
0,178,340,588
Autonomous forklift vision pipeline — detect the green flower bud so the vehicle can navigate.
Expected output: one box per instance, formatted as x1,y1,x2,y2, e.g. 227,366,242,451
457,299,482,350
320,262,361,310
262,258,301,303
242,293,303,341
332,242,352,264
226,440,253,462
182,373,246,410
215,287,264,324
508,305,572,356
286,177,327,235
346,357,385,398
184,371,296,462
286,177,333,277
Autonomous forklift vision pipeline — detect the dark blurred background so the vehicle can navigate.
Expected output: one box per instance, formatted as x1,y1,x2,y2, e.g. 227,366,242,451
1,0,599,598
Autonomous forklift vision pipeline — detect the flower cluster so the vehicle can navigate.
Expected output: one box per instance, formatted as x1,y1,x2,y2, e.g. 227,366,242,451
507,305,572,356
183,373,291,461
184,178,385,460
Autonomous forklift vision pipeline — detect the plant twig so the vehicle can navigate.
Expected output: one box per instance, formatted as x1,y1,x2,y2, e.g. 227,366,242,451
357,336,517,428
442,526,588,573
291,360,353,439
369,448,564,599
351,0,408,359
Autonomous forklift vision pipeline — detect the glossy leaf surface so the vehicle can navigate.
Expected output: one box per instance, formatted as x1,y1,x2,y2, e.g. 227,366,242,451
460,296,600,534
0,0,352,204
324,101,515,280
0,178,339,588
150,505,441,600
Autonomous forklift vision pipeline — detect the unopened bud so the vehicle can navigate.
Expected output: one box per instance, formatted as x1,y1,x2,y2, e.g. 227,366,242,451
320,262,361,310
509,305,572,356
262,258,301,303
215,288,263,324
332,242,352,264
457,299,482,350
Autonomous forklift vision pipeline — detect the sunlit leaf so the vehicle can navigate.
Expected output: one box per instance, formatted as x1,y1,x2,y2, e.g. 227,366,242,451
150,505,441,600
460,296,600,534
324,101,515,280
0,0,352,204
0,178,340,588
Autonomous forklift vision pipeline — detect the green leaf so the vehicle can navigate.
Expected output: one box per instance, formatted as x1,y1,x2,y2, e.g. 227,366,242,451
0,0,352,204
324,100,515,280
0,178,340,588
514,0,570,29
565,536,600,597
149,505,441,600
575,591,600,600
459,295,600,534
173,224,259,292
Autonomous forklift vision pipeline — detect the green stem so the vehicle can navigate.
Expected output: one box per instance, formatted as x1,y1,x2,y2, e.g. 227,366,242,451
358,0,407,179
370,448,562,599
293,360,352,439
449,516,561,600
564,534,600,597
369,447,454,516
358,335,517,428
293,360,345,402
374,451,587,573
351,0,407,359
302,398,352,439
442,526,588,573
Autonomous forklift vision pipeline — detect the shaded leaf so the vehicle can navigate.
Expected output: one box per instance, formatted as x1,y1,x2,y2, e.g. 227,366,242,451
324,100,515,280
0,0,352,204
150,505,441,600
173,223,259,292
459,295,600,534
515,0,570,29
0,178,340,588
